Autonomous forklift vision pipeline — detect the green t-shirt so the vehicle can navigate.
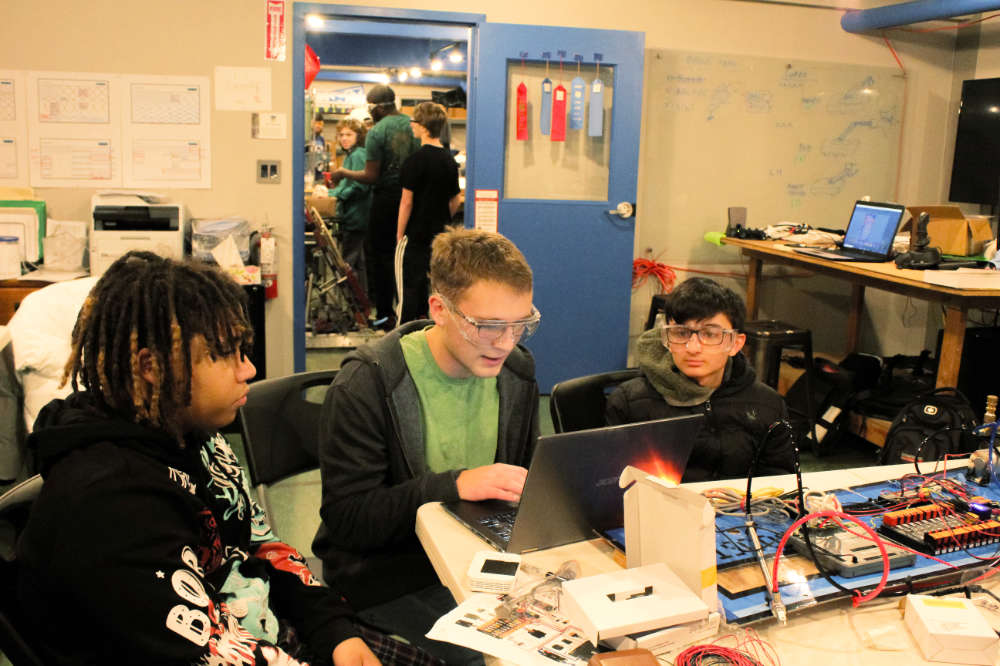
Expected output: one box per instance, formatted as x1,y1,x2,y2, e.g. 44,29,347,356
364,113,419,190
400,329,499,473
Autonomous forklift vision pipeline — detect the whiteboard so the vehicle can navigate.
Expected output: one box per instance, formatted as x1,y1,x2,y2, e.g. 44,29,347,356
643,50,905,264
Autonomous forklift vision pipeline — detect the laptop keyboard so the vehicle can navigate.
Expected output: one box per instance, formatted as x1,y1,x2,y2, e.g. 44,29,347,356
478,509,517,543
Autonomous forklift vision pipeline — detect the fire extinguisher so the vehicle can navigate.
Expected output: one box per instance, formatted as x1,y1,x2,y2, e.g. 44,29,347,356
260,228,278,299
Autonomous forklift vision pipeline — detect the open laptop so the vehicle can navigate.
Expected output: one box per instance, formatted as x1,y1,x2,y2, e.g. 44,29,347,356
793,200,906,262
442,414,703,553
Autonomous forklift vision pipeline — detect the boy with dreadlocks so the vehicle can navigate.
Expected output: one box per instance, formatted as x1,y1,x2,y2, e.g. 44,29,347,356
15,252,432,665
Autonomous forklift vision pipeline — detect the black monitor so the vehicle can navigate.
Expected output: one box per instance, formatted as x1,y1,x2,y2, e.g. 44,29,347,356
949,77,1000,207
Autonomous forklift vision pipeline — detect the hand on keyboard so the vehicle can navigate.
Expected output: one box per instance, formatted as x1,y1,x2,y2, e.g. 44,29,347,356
457,463,528,502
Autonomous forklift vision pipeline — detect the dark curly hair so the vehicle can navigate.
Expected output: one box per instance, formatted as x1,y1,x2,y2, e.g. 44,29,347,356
62,251,253,442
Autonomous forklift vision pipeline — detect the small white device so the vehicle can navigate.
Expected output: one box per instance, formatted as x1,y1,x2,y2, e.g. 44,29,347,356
467,550,521,593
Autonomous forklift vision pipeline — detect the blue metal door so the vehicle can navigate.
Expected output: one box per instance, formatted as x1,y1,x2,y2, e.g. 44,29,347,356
468,23,644,391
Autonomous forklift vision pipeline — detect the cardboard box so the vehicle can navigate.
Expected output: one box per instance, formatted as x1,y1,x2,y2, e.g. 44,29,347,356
603,611,720,655
305,196,336,218
561,563,709,647
620,466,718,609
905,205,993,256
904,594,999,664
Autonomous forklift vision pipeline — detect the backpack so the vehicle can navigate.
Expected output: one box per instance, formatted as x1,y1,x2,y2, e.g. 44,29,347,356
878,387,980,464
858,351,937,420
784,353,881,456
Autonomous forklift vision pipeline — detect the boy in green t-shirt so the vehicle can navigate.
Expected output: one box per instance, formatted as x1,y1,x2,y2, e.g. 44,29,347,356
314,228,541,664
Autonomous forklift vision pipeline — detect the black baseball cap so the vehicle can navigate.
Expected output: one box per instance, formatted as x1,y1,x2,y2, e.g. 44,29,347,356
366,85,396,105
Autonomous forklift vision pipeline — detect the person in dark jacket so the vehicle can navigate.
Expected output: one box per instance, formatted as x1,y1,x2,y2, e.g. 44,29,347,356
313,227,540,664
16,251,436,666
606,277,794,482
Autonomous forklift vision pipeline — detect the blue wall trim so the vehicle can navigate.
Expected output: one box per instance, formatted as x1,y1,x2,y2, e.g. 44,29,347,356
842,0,1000,32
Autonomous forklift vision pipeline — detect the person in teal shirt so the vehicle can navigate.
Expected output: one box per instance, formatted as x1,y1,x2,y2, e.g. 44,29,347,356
331,117,372,294
331,85,419,330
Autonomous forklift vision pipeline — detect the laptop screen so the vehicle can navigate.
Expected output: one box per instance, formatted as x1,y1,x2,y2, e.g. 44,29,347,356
842,201,905,254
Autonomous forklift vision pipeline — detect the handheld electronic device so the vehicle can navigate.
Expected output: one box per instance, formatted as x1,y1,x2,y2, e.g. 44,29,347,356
467,550,522,593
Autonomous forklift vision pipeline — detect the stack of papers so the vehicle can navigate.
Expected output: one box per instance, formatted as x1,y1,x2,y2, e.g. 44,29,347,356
922,269,1000,289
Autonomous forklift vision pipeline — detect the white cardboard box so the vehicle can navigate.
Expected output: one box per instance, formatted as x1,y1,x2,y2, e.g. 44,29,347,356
620,465,718,609
561,563,709,647
904,594,999,665
603,611,721,655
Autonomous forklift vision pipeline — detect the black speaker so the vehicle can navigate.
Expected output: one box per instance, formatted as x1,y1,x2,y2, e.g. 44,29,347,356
934,326,1000,415
727,206,747,235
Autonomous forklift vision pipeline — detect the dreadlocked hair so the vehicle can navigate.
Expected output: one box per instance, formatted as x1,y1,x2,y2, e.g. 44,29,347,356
62,251,253,444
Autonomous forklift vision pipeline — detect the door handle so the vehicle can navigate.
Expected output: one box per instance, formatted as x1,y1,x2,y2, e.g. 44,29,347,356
607,201,635,218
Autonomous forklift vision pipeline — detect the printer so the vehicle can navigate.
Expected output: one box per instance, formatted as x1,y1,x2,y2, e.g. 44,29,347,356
90,194,187,276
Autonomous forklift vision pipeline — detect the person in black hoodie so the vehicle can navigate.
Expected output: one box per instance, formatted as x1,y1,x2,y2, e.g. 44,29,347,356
16,252,437,665
606,277,794,482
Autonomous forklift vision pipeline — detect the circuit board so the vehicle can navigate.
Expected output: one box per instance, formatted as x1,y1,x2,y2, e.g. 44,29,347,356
713,468,1000,625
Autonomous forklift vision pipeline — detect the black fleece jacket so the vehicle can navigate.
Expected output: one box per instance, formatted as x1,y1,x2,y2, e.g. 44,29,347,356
606,351,795,482
17,393,356,665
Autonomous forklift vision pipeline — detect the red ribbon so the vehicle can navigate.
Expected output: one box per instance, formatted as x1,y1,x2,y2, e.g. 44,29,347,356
551,84,567,141
516,82,528,141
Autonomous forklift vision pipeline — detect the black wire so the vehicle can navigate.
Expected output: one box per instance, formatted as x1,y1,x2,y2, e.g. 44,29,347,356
912,425,966,476
777,419,860,598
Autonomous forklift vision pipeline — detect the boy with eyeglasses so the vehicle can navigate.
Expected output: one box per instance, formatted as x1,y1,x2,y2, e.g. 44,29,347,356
313,227,540,664
606,277,794,482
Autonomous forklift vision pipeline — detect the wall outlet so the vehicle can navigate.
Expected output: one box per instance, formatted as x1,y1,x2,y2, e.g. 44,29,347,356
257,160,281,184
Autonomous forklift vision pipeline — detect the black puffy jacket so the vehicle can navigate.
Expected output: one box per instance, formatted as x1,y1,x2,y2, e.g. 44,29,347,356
606,351,795,482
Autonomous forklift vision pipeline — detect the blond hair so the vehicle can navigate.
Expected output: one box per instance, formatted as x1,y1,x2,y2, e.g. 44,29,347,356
430,227,532,302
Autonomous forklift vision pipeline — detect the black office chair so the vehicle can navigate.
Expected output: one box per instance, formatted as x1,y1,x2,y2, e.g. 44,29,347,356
549,369,642,433
0,474,44,666
237,369,337,523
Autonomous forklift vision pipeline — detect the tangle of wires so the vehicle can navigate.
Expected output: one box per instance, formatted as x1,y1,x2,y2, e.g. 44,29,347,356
632,257,676,293
674,629,779,666
704,486,798,519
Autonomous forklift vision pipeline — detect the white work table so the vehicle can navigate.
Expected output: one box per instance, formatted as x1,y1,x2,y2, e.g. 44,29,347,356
416,462,993,664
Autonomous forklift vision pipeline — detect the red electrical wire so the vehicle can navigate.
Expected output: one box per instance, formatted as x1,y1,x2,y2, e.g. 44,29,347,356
675,629,780,666
771,510,890,607
632,257,676,293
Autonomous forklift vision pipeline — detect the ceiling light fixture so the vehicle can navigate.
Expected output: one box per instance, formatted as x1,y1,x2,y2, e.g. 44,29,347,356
429,42,466,70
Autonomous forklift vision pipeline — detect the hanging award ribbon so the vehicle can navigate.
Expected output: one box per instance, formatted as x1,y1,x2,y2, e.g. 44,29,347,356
588,52,605,138
539,51,553,136
516,52,529,141
551,51,567,142
569,54,586,130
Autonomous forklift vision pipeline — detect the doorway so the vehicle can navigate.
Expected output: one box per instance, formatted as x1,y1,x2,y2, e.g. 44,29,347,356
292,4,484,371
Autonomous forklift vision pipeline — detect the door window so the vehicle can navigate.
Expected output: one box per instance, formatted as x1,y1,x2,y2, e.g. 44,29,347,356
503,62,614,201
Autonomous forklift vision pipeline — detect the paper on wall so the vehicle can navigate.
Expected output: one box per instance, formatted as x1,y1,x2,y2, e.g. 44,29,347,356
215,66,271,111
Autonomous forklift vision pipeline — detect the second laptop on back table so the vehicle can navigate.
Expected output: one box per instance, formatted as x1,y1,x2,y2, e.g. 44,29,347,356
793,200,906,262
